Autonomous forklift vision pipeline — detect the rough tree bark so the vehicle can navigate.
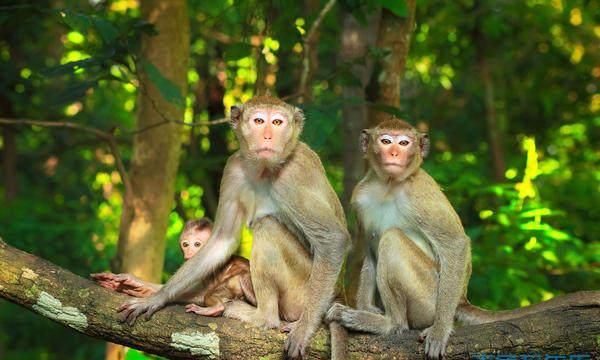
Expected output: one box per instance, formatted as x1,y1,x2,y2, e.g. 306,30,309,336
370,2,417,127
110,1,190,358
339,9,381,307
1,240,598,359
340,10,381,211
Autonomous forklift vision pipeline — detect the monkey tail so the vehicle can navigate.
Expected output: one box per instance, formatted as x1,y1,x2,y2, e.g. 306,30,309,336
329,321,348,360
456,290,600,325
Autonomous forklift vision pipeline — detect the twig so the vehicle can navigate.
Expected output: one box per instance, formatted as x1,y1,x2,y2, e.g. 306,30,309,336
0,118,134,208
125,117,229,136
297,0,336,103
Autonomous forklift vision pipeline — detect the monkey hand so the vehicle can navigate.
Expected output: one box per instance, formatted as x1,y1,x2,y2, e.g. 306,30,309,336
284,319,315,359
418,324,453,360
91,272,121,291
117,295,167,326
91,273,151,298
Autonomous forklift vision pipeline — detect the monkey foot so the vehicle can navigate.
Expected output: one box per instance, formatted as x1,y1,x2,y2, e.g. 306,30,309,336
418,324,453,360
185,303,225,317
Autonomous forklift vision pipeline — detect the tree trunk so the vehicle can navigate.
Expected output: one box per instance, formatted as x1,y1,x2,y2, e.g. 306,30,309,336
370,2,417,127
111,0,190,358
115,0,190,284
1,240,598,359
340,10,380,211
339,10,381,306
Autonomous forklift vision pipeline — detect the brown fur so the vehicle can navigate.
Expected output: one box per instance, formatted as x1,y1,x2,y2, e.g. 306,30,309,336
328,118,599,360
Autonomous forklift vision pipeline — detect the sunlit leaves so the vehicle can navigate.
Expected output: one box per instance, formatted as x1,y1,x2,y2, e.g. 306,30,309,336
61,10,119,44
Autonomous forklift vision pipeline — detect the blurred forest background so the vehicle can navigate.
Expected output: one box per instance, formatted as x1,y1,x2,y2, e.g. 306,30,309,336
0,0,598,359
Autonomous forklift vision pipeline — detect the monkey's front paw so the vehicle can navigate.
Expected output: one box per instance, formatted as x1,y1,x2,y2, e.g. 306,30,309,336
418,324,453,359
284,322,313,359
117,296,166,326
325,303,347,323
250,314,280,330
366,305,384,315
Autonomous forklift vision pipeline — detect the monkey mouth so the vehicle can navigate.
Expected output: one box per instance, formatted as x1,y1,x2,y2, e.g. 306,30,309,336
383,162,405,167
256,148,277,157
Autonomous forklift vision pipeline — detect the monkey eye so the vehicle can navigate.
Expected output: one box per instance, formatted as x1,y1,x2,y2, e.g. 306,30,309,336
182,242,189,248
194,242,201,247
272,119,283,126
380,138,392,145
254,118,265,125
399,140,410,146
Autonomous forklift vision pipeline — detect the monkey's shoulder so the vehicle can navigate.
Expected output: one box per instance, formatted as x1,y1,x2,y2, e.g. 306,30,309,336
278,142,330,187
289,142,325,169
408,170,466,234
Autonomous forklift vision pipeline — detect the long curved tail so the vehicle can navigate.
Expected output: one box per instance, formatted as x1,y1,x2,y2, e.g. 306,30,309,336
329,321,348,360
456,290,600,325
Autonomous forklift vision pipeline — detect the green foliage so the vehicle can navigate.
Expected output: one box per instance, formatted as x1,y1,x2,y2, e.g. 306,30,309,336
0,0,598,358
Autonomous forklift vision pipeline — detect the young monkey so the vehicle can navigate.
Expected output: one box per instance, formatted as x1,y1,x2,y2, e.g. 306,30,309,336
327,118,599,359
92,218,256,317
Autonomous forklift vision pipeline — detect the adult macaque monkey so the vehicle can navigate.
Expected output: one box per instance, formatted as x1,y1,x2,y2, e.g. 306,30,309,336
327,118,599,359
93,219,255,316
118,95,351,358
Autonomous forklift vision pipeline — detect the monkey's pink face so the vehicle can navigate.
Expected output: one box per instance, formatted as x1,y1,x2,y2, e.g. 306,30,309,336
242,108,293,160
180,228,211,260
376,132,416,176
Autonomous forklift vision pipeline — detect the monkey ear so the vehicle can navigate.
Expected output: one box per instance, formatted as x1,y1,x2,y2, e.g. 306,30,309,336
420,133,430,158
293,107,305,133
360,129,370,154
230,105,243,129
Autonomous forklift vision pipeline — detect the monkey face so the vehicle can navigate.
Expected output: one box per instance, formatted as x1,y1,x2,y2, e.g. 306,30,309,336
179,228,211,260
240,106,295,161
362,118,430,182
375,132,417,176
230,96,305,165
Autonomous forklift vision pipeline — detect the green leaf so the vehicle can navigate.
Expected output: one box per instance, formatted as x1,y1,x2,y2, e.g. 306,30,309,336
92,16,119,44
141,60,185,108
41,58,98,77
519,208,552,218
378,0,408,17
61,10,92,33
224,42,253,62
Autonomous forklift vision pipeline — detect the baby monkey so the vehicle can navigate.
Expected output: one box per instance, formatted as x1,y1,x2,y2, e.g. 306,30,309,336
92,218,255,317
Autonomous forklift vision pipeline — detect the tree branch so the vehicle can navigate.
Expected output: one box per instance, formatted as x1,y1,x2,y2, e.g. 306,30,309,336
0,239,598,359
0,118,134,208
297,0,336,103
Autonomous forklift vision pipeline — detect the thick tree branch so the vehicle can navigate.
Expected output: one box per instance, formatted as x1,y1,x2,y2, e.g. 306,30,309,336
0,239,598,359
